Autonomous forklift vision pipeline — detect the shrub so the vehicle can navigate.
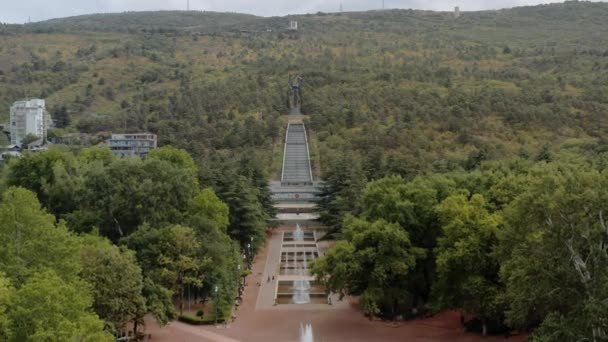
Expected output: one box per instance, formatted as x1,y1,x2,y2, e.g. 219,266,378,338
178,314,220,325
196,310,204,317
178,315,205,325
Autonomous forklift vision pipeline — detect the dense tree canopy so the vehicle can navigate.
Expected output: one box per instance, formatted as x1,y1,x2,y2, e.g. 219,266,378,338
0,187,81,285
315,153,608,339
499,167,608,340
79,235,146,333
0,187,111,340
0,273,13,341
0,145,258,337
312,215,425,318
123,224,206,316
10,270,112,342
434,194,502,335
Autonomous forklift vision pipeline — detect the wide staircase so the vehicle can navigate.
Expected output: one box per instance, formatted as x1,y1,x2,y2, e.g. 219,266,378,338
271,120,322,221
281,122,313,186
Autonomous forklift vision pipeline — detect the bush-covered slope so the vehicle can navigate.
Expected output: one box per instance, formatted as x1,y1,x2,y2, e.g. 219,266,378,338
0,1,606,179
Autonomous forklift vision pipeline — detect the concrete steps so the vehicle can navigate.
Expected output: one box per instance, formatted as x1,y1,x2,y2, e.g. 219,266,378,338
281,122,313,186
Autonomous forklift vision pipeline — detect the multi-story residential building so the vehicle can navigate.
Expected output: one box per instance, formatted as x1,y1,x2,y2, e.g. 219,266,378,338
108,133,157,158
9,99,51,146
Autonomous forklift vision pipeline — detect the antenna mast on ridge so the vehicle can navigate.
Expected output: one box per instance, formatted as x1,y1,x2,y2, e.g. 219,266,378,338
187,0,190,11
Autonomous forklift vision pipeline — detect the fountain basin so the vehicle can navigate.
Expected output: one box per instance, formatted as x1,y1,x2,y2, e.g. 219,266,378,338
277,281,325,294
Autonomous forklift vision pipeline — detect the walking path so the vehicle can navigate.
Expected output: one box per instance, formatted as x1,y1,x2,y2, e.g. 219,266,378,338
255,231,281,310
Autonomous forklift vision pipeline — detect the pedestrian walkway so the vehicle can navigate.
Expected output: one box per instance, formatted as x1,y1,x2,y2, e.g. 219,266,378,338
255,232,282,309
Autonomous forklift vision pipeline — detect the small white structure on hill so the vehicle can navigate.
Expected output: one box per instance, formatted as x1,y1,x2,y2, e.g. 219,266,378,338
454,6,461,18
9,99,51,146
289,21,298,31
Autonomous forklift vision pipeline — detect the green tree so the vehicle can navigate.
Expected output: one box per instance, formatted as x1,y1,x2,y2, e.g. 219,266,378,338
76,157,197,240
79,235,146,335
360,175,457,307
79,147,116,165
0,273,13,341
44,158,85,219
434,193,503,336
186,187,241,320
318,153,368,238
499,167,608,340
123,225,207,316
148,146,199,187
46,147,118,220
52,106,70,128
10,270,112,342
0,187,81,285
217,175,268,250
310,240,357,300
535,145,553,162
312,216,425,318
238,152,277,219
0,187,110,340
141,278,175,326
6,148,70,204
189,188,229,232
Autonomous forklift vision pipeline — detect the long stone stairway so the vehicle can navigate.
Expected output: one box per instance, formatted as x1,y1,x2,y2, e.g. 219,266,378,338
281,122,313,186
271,119,322,220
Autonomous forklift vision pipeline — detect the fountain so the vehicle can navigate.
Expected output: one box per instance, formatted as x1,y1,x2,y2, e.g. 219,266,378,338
293,251,311,304
292,223,311,304
293,223,304,241
300,323,314,342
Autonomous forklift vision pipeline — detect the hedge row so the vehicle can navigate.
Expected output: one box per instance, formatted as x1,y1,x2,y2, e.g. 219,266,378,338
178,314,227,325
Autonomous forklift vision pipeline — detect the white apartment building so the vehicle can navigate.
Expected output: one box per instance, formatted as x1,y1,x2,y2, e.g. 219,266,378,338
9,99,51,146
108,133,158,158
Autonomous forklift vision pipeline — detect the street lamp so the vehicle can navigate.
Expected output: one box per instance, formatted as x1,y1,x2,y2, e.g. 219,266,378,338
237,264,241,287
248,236,253,264
247,243,251,267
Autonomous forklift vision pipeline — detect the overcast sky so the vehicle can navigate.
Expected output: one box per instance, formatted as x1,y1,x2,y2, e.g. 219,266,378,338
0,0,604,24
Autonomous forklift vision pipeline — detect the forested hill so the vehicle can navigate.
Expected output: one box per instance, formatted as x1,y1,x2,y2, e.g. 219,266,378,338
23,11,264,33
7,1,608,42
0,1,608,181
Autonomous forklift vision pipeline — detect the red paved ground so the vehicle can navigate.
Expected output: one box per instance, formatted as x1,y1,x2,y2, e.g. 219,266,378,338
145,228,526,342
